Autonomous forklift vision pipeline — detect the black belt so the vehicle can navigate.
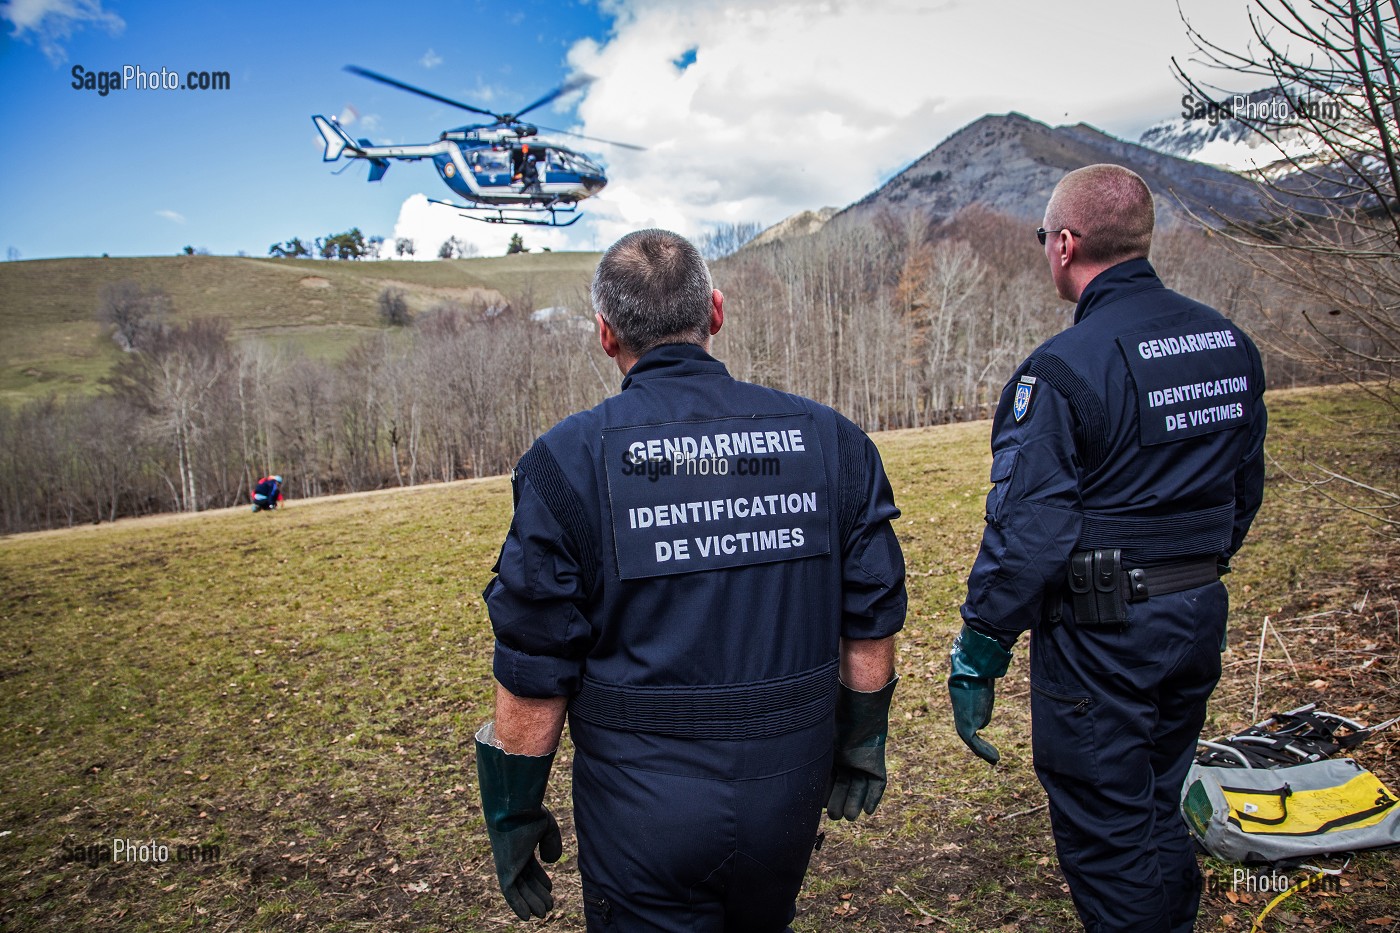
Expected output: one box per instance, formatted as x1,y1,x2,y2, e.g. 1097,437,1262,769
1071,549,1220,604
1119,557,1221,603
569,659,839,740
1068,550,1220,625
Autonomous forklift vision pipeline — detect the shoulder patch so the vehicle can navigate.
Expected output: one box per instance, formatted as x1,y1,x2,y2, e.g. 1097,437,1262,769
1012,375,1036,423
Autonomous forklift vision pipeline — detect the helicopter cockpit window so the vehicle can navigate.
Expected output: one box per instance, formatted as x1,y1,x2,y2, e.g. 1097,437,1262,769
547,149,599,175
572,152,603,175
470,151,511,175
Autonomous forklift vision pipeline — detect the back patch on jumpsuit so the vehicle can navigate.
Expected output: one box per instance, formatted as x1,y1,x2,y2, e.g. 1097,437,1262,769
603,413,831,579
1118,321,1255,446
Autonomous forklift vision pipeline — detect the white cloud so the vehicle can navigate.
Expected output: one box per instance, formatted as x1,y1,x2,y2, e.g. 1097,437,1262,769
420,48,443,70
156,209,185,224
550,0,1271,250
453,80,499,107
388,194,580,261
2,0,123,63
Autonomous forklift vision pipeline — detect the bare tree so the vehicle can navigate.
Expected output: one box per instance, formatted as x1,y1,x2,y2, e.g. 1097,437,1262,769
438,236,477,260
377,285,413,327
1174,0,1399,536
105,319,239,511
96,280,168,351
698,221,765,260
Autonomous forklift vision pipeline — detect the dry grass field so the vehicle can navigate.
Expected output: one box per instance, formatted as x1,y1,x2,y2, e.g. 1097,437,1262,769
1,384,1396,931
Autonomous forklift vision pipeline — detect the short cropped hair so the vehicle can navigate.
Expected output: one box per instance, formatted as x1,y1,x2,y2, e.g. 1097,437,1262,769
1045,164,1154,265
591,229,713,356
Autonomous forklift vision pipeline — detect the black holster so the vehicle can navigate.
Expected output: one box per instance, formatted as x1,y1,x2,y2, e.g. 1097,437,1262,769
1068,548,1128,626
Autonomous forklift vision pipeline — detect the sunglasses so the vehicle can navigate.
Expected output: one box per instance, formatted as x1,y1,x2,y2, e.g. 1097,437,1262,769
1036,227,1083,245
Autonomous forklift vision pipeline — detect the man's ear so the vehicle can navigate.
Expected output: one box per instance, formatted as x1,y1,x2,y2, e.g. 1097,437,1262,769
709,289,724,336
1057,229,1076,269
597,313,621,358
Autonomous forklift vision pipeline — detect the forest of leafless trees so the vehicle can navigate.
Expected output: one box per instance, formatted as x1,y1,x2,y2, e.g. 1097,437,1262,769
1172,0,1399,537
717,208,1322,426
0,208,1324,533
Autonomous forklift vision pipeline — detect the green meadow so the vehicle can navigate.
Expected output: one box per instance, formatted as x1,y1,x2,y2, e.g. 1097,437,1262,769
1,385,1396,930
0,253,599,404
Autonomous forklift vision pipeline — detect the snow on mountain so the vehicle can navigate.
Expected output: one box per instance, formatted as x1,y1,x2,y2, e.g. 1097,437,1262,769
1138,88,1325,173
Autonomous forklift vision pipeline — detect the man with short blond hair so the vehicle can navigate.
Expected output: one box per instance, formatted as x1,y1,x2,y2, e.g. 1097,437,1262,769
949,165,1268,932
1043,163,1155,271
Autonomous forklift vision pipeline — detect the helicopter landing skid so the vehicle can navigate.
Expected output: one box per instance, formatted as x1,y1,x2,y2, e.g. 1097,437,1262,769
427,198,583,227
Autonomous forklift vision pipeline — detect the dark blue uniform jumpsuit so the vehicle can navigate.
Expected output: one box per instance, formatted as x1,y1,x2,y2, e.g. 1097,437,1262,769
961,259,1267,933
485,343,907,931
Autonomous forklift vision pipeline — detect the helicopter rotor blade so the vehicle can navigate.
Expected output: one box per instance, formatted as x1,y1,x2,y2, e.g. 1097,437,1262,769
511,74,594,121
344,65,500,120
532,123,647,152
345,65,641,149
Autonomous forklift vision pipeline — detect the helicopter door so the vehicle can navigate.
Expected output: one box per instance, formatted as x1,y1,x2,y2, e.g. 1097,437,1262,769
514,147,543,188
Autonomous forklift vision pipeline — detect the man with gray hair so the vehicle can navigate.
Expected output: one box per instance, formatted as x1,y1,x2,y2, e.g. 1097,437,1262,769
948,165,1267,931
475,229,907,930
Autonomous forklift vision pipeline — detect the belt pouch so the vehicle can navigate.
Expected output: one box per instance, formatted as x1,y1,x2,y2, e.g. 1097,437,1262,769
1091,548,1128,626
1068,551,1096,623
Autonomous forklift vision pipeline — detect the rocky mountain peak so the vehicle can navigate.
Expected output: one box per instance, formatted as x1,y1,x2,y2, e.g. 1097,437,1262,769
816,112,1270,239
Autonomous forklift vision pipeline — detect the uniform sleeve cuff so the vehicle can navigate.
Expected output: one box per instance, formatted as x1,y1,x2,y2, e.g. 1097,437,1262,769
493,641,582,699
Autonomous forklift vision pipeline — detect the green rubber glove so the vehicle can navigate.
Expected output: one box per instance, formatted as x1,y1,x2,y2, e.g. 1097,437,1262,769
827,676,898,821
475,723,563,921
948,625,1013,765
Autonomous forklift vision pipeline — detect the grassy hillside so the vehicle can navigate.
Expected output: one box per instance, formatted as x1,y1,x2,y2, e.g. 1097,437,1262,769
0,385,1396,931
0,252,600,404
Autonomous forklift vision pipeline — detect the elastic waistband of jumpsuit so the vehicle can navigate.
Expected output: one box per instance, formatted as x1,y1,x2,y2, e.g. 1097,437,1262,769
1078,502,1234,561
569,659,839,741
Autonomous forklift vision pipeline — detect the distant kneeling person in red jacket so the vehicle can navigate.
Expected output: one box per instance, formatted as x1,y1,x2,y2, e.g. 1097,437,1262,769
251,475,284,512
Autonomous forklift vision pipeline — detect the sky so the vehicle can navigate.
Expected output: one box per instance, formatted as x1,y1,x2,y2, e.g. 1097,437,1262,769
0,0,1275,261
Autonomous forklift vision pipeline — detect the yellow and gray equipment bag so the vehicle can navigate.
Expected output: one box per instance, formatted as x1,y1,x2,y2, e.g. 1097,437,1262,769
1181,705,1400,864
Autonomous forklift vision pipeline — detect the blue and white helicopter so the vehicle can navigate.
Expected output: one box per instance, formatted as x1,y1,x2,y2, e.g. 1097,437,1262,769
313,66,640,227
